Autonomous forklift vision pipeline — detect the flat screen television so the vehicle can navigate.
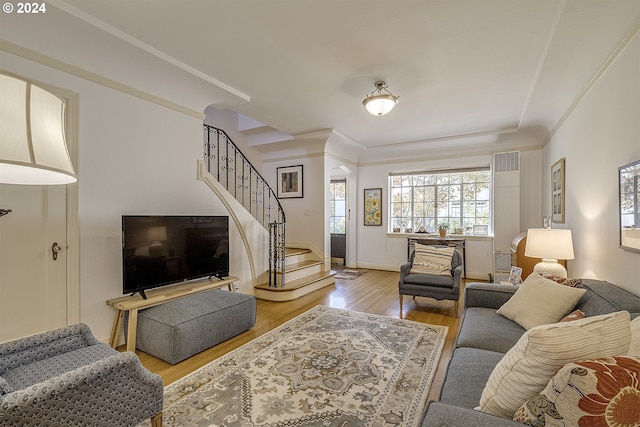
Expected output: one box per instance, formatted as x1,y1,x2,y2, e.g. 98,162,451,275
122,215,229,299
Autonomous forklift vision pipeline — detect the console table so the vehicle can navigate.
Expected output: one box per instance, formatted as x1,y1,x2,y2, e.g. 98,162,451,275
408,237,466,278
106,276,239,352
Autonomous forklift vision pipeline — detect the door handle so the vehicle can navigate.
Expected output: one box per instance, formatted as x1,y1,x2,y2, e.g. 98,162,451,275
52,242,62,261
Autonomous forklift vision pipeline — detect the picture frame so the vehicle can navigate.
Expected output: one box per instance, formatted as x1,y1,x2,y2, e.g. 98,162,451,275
508,266,523,284
473,224,488,235
551,158,565,223
277,165,303,198
618,159,640,253
364,188,382,226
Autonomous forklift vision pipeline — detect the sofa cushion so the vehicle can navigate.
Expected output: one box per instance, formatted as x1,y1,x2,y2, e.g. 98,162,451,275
577,280,640,318
439,347,505,408
410,244,454,276
496,273,586,330
456,307,525,353
513,356,640,427
2,343,116,391
476,310,631,419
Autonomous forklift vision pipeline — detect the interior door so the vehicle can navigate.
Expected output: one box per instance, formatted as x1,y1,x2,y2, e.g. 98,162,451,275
330,179,347,265
0,184,68,341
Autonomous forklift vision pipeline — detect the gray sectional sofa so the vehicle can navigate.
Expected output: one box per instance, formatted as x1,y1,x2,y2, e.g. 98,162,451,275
420,279,640,426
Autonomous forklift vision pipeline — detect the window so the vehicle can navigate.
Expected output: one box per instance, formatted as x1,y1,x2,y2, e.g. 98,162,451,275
330,180,346,234
389,168,491,234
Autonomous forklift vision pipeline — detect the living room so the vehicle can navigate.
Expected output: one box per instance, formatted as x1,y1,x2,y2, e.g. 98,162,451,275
0,1,639,425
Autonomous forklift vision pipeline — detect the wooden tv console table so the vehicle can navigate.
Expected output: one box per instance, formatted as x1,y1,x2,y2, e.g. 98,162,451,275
106,276,239,352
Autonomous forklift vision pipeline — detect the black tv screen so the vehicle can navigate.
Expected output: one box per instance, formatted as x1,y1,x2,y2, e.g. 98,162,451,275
122,215,229,298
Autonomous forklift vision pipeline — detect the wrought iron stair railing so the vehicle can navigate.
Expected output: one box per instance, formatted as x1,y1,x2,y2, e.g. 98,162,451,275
203,125,285,287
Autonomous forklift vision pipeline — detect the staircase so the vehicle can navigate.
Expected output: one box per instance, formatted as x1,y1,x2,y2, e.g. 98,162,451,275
254,248,336,301
203,126,335,299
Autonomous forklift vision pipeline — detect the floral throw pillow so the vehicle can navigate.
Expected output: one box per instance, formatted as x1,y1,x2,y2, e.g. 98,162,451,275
544,275,583,287
514,356,640,427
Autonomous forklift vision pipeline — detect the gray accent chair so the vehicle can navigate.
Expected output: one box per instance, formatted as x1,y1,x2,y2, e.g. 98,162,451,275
0,323,163,426
398,245,463,317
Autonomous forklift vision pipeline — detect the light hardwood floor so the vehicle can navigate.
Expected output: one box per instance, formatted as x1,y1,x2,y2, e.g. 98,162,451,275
126,268,470,402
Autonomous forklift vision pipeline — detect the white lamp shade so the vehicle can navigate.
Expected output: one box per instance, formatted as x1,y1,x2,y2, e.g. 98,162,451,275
0,73,77,185
363,94,398,116
525,228,575,260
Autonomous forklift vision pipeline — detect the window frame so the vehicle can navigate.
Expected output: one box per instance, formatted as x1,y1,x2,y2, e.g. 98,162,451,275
388,167,492,235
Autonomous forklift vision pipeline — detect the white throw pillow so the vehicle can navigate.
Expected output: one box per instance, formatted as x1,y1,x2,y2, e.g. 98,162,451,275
476,310,631,419
410,244,455,276
630,316,640,356
496,273,586,329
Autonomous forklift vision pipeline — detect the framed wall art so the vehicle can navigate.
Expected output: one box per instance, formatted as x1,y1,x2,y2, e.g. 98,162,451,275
364,188,382,226
277,165,303,198
619,159,640,252
551,158,565,223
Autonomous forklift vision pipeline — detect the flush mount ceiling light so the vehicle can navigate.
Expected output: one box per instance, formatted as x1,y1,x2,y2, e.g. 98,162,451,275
362,81,399,116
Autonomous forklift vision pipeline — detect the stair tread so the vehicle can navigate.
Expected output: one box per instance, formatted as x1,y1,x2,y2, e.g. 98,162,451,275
284,260,323,272
255,270,336,291
285,247,312,257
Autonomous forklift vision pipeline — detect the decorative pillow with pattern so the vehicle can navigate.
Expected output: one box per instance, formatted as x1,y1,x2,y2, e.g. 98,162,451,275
514,356,640,427
476,310,631,419
544,275,583,287
410,244,455,276
496,273,586,330
560,309,585,322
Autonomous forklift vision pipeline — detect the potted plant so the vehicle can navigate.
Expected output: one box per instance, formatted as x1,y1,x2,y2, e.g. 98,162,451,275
438,223,449,238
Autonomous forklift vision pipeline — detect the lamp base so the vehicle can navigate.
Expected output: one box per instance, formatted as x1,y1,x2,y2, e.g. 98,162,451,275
149,241,164,257
532,259,567,278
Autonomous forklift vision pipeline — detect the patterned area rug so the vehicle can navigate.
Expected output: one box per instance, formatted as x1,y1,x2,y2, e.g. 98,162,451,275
142,306,447,427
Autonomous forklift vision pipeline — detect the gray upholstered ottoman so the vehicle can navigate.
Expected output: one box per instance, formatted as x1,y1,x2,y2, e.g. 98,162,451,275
130,289,256,364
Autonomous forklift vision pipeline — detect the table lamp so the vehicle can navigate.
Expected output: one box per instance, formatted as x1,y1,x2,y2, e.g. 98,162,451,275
524,228,574,278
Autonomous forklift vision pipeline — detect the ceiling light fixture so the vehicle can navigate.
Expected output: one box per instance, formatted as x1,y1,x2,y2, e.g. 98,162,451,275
362,81,399,116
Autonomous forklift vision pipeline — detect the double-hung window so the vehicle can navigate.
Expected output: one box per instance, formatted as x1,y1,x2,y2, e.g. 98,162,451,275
389,168,491,234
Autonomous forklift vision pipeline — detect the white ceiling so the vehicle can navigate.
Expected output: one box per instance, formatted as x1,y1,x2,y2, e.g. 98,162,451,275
45,1,640,160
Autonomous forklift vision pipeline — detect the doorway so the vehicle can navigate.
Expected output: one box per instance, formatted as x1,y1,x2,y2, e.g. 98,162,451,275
330,179,346,266
0,79,79,342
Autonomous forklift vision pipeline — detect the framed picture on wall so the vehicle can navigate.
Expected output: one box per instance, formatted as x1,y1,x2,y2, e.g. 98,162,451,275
364,188,382,226
277,165,303,198
552,158,565,223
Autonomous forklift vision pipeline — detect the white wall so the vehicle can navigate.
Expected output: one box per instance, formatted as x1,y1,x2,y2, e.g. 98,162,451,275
1,53,256,342
543,32,640,294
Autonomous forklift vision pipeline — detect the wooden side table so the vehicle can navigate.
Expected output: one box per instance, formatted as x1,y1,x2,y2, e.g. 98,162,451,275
106,276,239,352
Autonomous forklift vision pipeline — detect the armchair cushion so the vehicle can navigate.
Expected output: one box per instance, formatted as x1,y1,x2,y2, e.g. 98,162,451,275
410,244,455,276
403,273,454,288
3,343,116,391
0,323,100,375
0,377,11,396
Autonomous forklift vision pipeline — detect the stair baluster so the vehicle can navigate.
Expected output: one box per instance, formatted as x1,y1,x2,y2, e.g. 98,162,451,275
204,125,285,287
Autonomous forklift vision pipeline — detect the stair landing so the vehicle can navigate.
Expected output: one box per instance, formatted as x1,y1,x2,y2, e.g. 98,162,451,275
254,248,336,301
